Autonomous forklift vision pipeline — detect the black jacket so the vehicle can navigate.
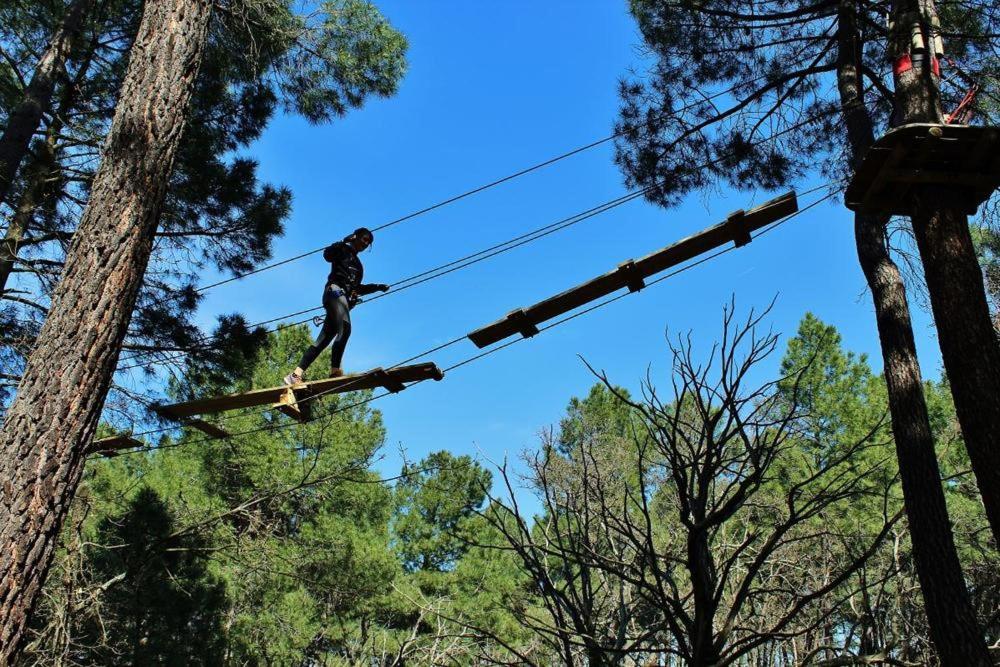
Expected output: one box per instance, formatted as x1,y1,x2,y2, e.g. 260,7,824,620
323,241,362,291
323,241,381,304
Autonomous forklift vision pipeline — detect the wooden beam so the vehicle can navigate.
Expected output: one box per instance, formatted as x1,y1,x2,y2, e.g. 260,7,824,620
859,144,907,212
371,368,407,393
89,435,142,457
155,362,445,419
616,260,646,293
466,191,798,348
726,210,751,248
187,419,230,439
506,308,540,339
883,168,998,188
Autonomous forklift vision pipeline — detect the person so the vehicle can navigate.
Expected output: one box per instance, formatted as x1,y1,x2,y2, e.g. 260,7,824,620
283,227,389,385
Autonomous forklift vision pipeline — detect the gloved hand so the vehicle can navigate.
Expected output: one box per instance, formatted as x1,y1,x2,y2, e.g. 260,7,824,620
376,283,391,292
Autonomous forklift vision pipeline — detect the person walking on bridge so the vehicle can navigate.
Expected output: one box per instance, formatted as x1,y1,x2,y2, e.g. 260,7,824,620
284,227,388,385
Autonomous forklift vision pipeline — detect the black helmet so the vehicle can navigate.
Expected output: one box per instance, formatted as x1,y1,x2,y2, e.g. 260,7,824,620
349,227,374,245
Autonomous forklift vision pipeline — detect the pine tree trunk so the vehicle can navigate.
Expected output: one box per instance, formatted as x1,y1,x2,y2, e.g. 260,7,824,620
0,0,213,660
836,4,991,664
907,192,1000,541
889,0,1000,544
0,169,39,295
0,0,93,211
0,135,58,296
0,29,99,297
853,212,991,666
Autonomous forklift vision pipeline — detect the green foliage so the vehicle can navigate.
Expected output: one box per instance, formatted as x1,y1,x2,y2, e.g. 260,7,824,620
76,488,228,665
21,317,998,664
279,0,409,122
393,450,491,575
972,221,1000,325
0,0,409,415
557,382,635,455
615,0,998,208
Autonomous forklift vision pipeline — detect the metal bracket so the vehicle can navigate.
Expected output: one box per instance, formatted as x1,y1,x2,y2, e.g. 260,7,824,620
726,209,752,247
616,260,646,293
506,308,540,339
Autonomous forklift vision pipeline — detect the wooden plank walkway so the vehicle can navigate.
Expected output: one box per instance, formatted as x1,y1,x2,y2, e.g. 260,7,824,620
467,191,798,348
155,362,444,421
845,123,1000,216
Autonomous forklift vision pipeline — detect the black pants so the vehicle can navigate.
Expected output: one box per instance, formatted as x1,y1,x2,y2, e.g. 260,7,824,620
297,284,351,373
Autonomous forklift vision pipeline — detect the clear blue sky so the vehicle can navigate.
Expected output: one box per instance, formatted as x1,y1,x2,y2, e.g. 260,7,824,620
192,1,942,483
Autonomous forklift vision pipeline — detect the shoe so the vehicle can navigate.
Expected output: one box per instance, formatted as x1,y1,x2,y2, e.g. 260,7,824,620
329,368,344,378
283,371,303,386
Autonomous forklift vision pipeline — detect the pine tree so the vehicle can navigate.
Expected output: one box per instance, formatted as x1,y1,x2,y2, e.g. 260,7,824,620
613,2,994,661
0,0,218,657
887,0,1000,545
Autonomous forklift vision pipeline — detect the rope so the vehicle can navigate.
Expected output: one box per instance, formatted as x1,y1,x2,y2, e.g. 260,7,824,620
115,189,648,369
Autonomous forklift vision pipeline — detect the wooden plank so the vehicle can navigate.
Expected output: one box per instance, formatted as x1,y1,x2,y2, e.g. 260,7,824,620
616,260,646,293
467,191,798,348
505,309,540,338
89,435,142,457
727,210,751,247
186,419,231,439
155,362,444,419
859,143,907,212
371,368,407,393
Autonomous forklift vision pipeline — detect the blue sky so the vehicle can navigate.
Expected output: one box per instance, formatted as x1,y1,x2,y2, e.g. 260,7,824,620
191,1,942,482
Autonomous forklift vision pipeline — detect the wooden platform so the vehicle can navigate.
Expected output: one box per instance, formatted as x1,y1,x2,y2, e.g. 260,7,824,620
154,362,445,424
845,123,1000,216
467,191,798,348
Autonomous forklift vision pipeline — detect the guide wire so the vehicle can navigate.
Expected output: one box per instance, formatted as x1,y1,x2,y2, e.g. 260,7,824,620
112,185,838,457
140,68,822,304
117,105,843,371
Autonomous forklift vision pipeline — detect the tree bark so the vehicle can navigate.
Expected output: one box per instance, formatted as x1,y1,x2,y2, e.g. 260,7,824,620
0,0,213,661
890,0,1000,544
0,0,93,211
836,4,992,665
853,212,991,666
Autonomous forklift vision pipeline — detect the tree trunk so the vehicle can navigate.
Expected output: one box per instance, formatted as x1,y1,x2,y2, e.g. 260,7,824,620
0,27,101,297
0,136,58,296
0,0,93,211
0,0,213,661
836,4,992,665
687,527,720,667
909,188,1000,541
853,212,991,666
890,0,1000,544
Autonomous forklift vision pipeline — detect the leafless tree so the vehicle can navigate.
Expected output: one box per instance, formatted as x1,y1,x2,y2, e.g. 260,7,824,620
475,306,901,666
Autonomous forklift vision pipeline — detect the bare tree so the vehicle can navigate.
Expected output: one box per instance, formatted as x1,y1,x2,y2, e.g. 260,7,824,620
477,306,901,666
614,1,995,659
